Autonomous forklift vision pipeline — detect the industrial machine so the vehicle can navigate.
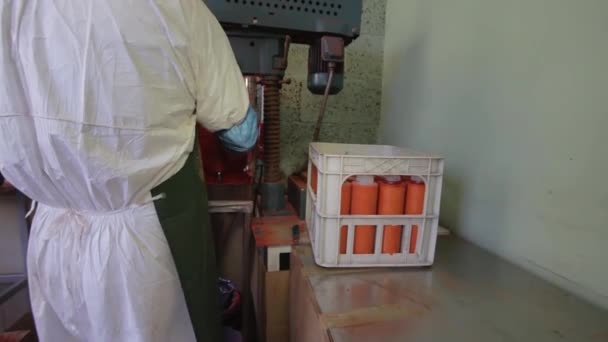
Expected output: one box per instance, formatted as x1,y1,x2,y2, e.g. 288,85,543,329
204,0,363,211
201,3,363,340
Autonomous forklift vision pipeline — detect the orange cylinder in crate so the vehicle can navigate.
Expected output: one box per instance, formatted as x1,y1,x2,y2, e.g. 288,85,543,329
339,181,352,254
351,176,379,254
405,178,425,253
311,164,318,194
378,177,406,254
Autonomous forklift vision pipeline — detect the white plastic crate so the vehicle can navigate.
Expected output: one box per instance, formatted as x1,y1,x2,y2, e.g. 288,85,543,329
306,142,444,268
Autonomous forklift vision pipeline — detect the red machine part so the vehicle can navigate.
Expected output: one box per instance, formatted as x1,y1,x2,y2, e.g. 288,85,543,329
197,117,265,185
198,125,254,185
197,76,264,186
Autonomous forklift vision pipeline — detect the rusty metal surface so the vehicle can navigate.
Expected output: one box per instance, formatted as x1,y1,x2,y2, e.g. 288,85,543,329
297,238,608,342
251,216,308,247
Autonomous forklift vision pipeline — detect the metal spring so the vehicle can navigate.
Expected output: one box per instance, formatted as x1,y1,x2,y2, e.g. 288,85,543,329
263,78,282,183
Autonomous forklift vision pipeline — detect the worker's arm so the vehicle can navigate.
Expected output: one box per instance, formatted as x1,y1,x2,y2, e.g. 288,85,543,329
216,106,259,152
188,0,258,151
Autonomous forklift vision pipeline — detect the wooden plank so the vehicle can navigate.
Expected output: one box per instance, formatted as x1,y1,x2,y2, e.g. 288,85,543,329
208,200,253,214
265,271,290,342
250,251,265,342
251,252,290,342
289,247,331,342
320,304,425,329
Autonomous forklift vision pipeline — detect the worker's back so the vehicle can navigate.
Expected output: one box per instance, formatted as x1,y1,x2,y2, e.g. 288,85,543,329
1,2,250,341
0,0,245,211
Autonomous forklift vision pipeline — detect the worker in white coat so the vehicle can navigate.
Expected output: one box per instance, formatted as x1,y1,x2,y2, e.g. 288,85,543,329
0,0,257,341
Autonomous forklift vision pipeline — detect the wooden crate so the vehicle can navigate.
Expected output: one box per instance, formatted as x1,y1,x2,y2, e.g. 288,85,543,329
250,216,308,342
289,245,331,342
251,252,290,342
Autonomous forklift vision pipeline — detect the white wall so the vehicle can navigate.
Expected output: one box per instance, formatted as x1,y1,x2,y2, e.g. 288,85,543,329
380,0,608,309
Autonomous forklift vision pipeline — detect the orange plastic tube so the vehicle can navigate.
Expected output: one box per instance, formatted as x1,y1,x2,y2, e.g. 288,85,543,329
311,164,318,194
405,181,425,253
339,181,352,254
351,180,379,254
378,181,406,254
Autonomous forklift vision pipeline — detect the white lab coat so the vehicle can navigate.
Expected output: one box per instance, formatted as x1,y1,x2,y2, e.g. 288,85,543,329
0,0,248,340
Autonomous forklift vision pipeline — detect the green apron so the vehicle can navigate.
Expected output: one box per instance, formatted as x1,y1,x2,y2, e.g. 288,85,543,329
151,140,220,342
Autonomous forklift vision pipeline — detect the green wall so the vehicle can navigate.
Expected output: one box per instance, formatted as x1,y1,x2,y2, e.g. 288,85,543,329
380,0,608,309
279,0,386,176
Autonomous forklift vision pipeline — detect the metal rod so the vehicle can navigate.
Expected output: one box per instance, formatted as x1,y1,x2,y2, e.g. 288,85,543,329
312,62,336,142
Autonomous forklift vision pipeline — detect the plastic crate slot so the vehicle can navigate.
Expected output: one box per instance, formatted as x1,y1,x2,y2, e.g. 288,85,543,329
306,143,443,268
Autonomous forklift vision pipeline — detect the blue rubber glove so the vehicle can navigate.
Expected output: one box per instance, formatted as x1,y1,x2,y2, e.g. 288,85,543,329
217,106,259,152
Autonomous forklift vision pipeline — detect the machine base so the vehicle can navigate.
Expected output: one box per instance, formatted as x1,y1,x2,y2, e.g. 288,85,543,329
262,182,286,212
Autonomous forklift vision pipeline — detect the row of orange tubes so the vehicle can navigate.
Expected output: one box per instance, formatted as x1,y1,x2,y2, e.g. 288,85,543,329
339,176,425,255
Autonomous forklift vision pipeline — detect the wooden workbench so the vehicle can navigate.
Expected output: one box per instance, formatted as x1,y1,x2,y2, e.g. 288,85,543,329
290,237,608,342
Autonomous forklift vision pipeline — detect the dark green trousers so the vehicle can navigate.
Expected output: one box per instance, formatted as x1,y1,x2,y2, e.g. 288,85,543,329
151,143,220,342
